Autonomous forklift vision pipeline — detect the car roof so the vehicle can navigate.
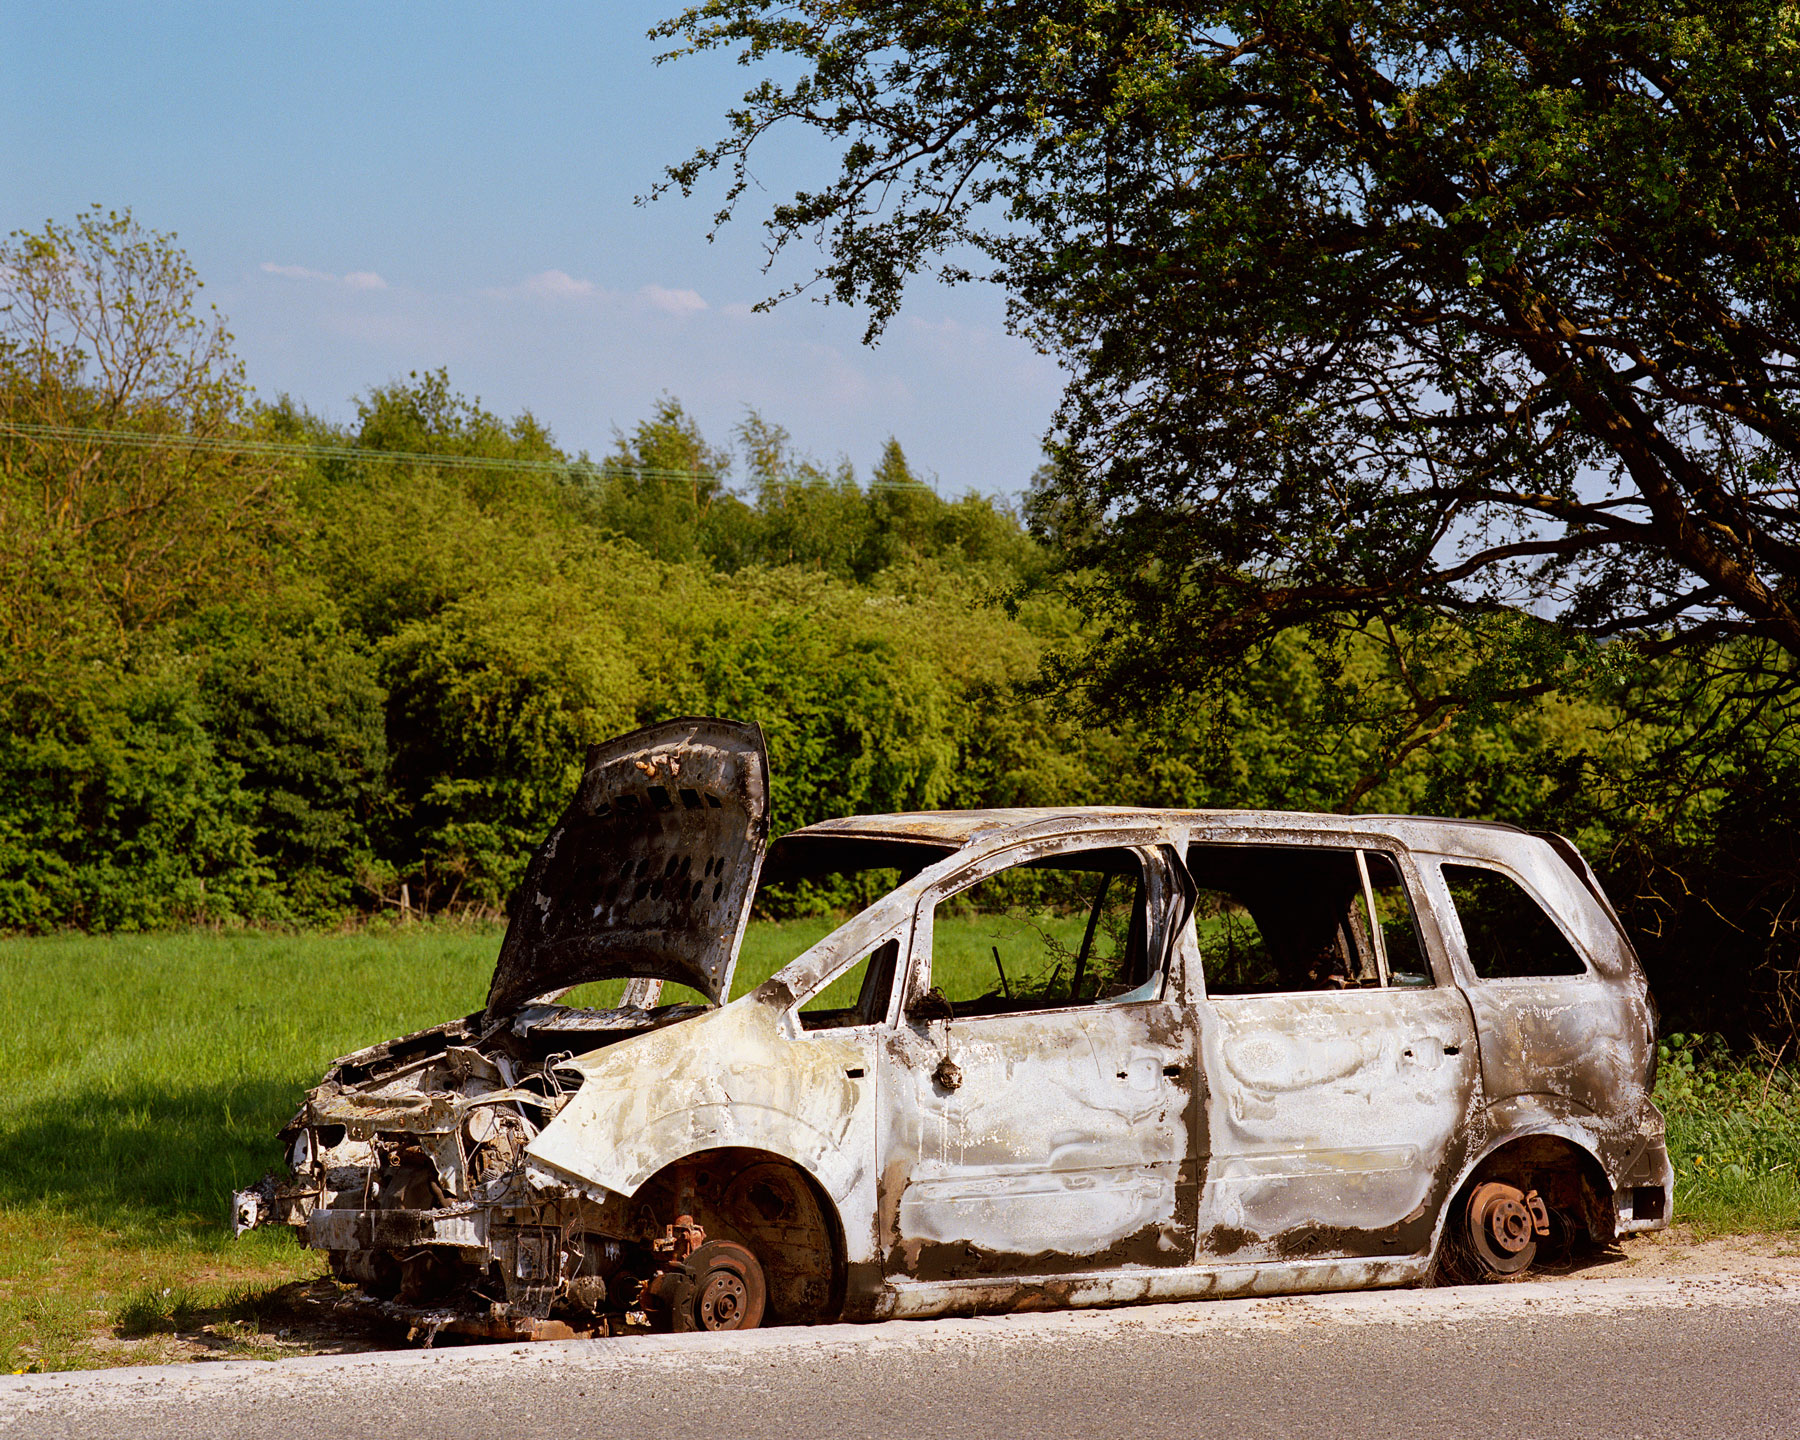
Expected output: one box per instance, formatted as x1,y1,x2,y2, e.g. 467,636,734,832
783,807,1529,851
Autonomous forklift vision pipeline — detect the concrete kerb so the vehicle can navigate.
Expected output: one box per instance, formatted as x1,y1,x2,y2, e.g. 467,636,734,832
7,1269,1800,1410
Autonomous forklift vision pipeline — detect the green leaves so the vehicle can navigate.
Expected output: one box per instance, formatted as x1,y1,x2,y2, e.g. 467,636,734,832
194,608,389,921
0,662,275,931
649,8,1800,1054
657,0,1800,695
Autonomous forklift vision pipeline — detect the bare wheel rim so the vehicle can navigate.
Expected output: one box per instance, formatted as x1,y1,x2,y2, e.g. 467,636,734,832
685,1239,767,1331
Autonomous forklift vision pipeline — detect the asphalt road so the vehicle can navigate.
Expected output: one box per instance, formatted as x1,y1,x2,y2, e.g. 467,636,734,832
6,1273,1799,1440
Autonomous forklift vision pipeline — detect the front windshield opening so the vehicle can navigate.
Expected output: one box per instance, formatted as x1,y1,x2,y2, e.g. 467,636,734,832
754,834,955,917
563,834,955,1012
746,834,954,1004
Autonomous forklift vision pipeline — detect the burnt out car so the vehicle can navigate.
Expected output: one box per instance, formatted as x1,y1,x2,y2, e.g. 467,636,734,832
233,717,1671,1338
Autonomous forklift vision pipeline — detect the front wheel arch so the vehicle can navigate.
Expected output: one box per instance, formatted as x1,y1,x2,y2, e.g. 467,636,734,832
631,1146,847,1325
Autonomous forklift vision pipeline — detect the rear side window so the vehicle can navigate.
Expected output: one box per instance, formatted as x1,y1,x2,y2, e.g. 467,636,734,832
1189,844,1431,994
1441,864,1588,980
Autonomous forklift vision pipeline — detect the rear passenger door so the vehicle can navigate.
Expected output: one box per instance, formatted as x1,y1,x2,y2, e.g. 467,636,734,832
1189,839,1480,1259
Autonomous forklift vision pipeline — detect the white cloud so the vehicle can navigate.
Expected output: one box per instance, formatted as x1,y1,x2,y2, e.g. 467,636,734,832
476,274,700,311
478,269,606,302
642,283,707,315
261,262,387,291
261,262,334,282
524,269,597,299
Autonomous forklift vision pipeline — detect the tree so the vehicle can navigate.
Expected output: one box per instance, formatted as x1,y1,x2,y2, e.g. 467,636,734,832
0,207,286,660
595,395,739,564
735,410,874,575
655,1,1800,731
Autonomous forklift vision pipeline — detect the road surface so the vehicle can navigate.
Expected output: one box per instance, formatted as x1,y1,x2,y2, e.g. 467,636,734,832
6,1270,1799,1439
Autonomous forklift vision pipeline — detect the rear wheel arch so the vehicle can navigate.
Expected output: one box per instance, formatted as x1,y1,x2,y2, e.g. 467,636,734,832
1432,1130,1613,1282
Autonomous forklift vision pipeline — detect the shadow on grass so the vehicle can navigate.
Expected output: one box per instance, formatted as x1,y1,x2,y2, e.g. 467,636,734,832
105,1275,402,1355
0,1076,308,1240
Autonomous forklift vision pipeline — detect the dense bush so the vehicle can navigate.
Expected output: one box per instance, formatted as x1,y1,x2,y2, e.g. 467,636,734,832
0,664,275,930
4,213,1798,1048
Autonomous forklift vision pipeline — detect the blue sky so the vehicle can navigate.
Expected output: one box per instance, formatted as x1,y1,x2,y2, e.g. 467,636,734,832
2,2,1062,496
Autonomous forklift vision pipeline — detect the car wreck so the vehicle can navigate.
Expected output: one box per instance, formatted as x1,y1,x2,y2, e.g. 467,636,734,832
234,716,1672,1339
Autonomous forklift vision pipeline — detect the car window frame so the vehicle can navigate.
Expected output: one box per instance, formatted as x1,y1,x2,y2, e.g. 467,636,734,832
1430,856,1598,986
908,833,1191,1019
771,908,916,1038
1183,831,1452,1001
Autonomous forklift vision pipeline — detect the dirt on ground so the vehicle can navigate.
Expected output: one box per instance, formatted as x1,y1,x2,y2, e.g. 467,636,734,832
1570,1226,1800,1282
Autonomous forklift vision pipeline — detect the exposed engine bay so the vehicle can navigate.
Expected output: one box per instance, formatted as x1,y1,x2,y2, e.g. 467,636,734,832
232,994,820,1340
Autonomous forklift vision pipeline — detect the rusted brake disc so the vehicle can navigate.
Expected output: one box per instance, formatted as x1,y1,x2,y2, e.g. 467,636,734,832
645,1235,769,1332
1466,1181,1551,1276
686,1240,767,1331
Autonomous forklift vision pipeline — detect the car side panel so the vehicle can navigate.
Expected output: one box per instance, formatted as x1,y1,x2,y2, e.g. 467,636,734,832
878,999,1198,1279
1194,987,1480,1260
1413,846,1658,1170
527,999,881,1269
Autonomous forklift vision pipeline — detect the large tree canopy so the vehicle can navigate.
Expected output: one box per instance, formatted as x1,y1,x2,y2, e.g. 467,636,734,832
657,0,1800,718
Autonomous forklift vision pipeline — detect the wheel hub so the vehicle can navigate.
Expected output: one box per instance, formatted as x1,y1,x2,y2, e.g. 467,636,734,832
1465,1181,1551,1276
698,1270,747,1329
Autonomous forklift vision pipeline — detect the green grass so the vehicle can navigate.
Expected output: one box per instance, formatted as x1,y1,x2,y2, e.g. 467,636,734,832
0,924,509,1371
1654,1034,1800,1234
2,924,1796,1369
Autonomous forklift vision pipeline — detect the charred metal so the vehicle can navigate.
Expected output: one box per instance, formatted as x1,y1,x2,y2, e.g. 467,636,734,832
234,716,1673,1338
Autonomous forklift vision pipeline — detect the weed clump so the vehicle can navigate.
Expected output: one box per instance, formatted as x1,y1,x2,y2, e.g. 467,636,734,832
111,1285,205,1337
1657,1035,1800,1232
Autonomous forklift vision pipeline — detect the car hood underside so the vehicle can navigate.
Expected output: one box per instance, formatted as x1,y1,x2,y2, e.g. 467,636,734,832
483,716,770,1018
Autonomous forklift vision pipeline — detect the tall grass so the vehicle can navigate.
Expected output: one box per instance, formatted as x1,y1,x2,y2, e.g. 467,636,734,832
1655,1033,1800,1233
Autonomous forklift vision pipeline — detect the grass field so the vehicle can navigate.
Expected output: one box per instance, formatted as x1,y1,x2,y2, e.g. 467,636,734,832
2,924,1795,1371
0,915,1018,1371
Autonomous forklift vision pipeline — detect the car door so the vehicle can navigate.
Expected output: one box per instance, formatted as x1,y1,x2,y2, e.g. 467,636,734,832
1189,837,1481,1258
876,835,1200,1281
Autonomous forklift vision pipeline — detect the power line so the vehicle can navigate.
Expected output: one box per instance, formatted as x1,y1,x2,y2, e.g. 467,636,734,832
0,420,712,483
0,421,941,491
